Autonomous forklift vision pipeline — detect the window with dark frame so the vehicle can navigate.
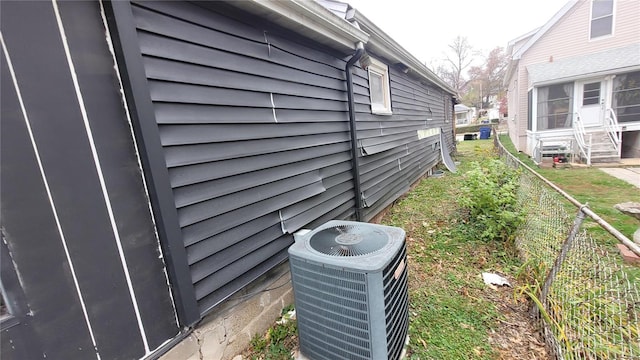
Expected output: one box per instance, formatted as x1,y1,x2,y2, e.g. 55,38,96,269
590,0,614,39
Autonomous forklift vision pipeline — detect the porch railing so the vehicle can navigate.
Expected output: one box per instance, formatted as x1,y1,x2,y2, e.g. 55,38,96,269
571,112,592,165
604,108,622,157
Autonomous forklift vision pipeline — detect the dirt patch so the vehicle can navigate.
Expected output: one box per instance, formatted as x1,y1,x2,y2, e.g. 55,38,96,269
484,283,550,359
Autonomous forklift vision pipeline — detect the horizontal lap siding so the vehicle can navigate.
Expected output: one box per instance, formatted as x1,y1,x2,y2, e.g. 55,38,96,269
131,1,354,314
356,65,450,220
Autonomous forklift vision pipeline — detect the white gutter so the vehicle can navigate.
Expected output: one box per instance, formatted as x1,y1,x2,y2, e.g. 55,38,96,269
349,10,456,95
227,0,454,95
503,58,518,88
227,0,369,51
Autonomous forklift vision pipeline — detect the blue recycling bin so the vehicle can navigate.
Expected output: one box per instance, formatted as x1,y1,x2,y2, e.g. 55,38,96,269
479,127,491,139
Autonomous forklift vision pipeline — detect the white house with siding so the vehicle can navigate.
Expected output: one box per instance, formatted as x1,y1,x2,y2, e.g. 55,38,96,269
504,0,640,164
455,104,473,126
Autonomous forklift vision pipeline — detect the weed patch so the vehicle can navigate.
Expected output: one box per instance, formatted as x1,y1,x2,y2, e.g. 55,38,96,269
382,139,547,359
458,159,524,243
243,140,547,359
244,305,297,360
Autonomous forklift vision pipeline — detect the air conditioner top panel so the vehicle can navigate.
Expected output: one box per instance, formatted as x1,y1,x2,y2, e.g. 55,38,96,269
288,220,405,271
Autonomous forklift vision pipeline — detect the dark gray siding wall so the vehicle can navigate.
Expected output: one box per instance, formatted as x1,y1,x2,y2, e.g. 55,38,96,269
129,1,356,314
124,1,454,316
354,63,454,220
1,1,179,358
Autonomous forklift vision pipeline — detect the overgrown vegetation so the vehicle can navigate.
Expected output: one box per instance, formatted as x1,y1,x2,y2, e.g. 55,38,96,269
458,158,524,243
383,141,546,359
243,140,547,359
245,305,297,360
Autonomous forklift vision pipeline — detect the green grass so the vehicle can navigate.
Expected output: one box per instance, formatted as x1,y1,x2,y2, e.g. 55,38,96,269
381,139,521,359
500,134,640,358
498,134,640,241
245,139,524,359
243,136,638,359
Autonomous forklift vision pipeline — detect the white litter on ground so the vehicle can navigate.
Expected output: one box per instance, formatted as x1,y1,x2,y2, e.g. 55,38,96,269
482,272,511,287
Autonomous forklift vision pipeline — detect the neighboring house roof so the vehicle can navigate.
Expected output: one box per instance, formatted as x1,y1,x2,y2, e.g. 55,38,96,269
511,0,579,60
454,104,470,112
503,28,538,86
527,43,640,85
503,1,578,86
506,27,540,56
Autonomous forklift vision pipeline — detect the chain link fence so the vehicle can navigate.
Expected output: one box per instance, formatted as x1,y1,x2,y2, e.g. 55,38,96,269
494,136,640,359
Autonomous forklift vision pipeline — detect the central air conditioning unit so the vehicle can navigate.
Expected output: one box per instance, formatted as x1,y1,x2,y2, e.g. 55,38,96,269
288,220,409,360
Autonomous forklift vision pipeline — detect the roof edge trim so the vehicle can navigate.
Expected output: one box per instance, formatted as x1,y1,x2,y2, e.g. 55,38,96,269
350,10,456,95
512,0,579,60
530,64,640,87
230,0,369,51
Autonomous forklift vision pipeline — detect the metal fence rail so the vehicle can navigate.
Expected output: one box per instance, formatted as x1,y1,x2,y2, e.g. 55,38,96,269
494,134,640,359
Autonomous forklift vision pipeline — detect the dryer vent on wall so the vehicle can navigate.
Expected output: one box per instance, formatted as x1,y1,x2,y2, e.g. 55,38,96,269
288,220,409,360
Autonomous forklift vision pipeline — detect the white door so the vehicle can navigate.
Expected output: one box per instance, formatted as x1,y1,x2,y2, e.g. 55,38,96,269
577,79,606,127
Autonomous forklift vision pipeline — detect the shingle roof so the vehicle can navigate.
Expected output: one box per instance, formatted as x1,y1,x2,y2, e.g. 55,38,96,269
527,43,640,85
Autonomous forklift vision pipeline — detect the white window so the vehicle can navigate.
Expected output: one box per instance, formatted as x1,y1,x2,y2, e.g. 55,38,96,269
590,0,614,39
367,57,392,115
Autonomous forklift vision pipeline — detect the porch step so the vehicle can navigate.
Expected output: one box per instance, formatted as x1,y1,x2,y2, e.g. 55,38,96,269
579,129,621,164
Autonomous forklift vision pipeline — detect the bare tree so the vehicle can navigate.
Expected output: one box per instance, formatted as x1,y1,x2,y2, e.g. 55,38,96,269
438,36,475,96
468,47,509,109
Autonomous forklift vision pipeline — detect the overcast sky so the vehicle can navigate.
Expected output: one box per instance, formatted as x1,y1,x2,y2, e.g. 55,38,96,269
346,0,567,67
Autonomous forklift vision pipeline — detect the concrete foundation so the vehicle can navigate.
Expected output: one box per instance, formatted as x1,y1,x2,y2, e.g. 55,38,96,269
160,262,294,360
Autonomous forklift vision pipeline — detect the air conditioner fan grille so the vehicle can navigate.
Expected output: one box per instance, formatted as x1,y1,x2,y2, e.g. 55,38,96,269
309,224,389,256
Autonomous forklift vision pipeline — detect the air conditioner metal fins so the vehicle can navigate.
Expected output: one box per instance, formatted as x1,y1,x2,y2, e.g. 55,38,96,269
288,220,409,360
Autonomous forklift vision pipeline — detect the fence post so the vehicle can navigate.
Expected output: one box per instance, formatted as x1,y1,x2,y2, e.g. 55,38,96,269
537,206,587,316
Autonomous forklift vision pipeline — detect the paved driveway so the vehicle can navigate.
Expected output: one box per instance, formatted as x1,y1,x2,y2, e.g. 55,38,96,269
599,167,640,188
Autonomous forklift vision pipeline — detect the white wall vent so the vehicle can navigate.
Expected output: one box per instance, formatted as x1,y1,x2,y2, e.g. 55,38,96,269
288,220,409,360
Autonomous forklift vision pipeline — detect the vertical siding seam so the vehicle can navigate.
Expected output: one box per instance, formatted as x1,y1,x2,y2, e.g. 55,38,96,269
97,0,181,334
270,92,278,123
0,33,101,360
263,31,271,57
51,0,150,353
278,210,286,234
